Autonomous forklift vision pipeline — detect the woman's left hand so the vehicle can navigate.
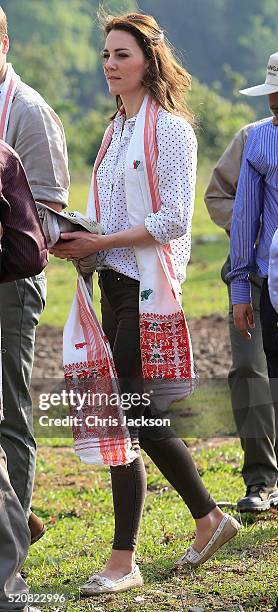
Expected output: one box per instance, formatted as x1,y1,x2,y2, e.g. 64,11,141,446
49,231,106,259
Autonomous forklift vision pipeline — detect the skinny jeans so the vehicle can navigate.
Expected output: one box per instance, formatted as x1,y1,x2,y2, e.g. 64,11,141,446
99,269,216,551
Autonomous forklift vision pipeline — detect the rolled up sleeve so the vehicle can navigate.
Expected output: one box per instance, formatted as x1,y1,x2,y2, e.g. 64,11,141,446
226,131,263,304
13,103,69,207
144,113,197,244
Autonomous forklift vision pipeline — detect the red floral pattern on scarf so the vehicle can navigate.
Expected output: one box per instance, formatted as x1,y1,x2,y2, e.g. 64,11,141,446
140,311,191,379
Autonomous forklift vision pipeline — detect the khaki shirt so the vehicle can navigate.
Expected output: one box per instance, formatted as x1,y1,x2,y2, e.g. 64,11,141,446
204,118,270,231
6,80,69,207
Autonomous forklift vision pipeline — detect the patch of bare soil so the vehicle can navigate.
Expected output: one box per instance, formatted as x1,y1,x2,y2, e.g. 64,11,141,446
32,315,232,380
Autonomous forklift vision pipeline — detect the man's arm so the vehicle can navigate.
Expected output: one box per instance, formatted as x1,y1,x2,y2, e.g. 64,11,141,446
37,200,64,212
227,160,263,302
269,229,278,314
0,153,48,282
204,126,250,231
225,131,263,337
12,103,69,212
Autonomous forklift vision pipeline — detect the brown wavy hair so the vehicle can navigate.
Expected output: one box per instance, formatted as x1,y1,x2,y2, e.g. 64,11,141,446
99,11,194,125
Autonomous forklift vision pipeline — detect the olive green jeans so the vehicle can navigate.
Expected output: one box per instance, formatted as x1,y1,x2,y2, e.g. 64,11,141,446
0,274,46,514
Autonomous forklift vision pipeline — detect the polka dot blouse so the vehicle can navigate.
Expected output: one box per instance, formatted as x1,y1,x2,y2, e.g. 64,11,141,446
95,108,197,281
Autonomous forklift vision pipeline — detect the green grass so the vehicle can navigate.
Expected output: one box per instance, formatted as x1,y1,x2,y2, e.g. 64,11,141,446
39,169,229,326
25,438,278,611
193,167,224,240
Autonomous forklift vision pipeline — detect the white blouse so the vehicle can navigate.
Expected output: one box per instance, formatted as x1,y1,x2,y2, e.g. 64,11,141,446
95,108,197,280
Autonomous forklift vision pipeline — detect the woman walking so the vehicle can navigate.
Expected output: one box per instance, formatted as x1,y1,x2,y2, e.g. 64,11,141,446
51,12,240,596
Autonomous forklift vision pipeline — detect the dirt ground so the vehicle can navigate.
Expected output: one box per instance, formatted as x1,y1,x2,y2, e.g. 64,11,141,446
33,315,232,380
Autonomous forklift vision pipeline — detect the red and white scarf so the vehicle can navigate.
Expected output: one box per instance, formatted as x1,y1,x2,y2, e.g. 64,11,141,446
63,95,196,465
63,276,138,465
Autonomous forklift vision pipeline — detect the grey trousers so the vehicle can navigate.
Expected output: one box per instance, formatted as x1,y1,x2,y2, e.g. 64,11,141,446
0,445,30,611
228,280,278,487
0,275,46,514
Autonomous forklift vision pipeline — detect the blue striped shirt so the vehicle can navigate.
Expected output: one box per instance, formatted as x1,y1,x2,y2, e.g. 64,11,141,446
227,119,278,304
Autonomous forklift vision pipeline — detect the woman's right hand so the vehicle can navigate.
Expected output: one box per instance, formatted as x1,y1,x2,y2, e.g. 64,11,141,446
49,231,105,259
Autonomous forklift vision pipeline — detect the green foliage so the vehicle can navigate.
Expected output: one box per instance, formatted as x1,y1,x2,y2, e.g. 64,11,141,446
2,0,95,72
191,79,255,160
61,95,114,174
138,0,278,111
2,0,263,169
3,0,276,117
11,41,71,106
2,0,97,110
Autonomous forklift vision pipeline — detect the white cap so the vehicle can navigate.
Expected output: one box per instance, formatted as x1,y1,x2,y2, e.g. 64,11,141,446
240,52,278,96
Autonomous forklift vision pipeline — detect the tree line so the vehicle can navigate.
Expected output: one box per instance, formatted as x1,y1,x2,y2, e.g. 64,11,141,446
2,0,275,172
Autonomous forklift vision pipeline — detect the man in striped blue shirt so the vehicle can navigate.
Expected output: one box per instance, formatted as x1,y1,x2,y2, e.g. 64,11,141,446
228,52,278,510
269,228,278,313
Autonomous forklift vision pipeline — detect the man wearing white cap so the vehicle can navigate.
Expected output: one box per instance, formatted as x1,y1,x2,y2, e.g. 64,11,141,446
205,52,278,512
227,52,278,510
239,52,278,100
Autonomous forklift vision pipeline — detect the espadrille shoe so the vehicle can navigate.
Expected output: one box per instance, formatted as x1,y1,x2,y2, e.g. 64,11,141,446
173,513,241,569
80,564,143,596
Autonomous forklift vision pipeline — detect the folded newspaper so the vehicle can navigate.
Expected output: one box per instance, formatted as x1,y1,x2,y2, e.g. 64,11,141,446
37,202,102,276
